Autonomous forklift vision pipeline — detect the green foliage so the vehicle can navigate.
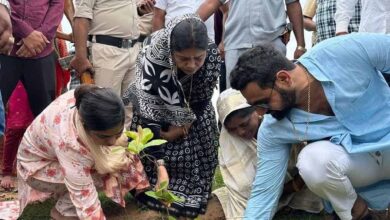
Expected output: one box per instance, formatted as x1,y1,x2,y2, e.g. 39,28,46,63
125,126,167,154
145,181,184,206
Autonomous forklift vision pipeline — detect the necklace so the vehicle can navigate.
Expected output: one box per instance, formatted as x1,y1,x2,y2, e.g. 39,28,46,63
185,75,193,113
290,65,311,146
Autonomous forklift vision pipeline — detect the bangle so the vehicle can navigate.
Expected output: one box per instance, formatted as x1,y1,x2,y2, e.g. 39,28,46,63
156,159,165,167
297,46,307,52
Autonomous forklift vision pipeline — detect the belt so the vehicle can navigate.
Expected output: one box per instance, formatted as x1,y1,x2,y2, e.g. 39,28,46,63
88,35,144,49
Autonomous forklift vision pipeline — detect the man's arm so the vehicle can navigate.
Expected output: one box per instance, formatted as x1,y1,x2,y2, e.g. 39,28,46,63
56,0,75,43
152,7,166,32
217,3,229,59
70,17,94,75
0,1,13,54
244,121,291,219
64,0,75,27
70,0,95,75
286,0,306,59
334,0,359,35
364,35,390,74
302,0,316,32
196,0,223,21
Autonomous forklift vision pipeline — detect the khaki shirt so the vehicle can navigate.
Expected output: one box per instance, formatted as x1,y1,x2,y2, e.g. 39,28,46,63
303,0,317,18
74,0,139,39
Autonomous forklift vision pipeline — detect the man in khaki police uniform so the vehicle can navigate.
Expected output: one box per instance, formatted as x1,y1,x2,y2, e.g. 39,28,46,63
71,0,154,96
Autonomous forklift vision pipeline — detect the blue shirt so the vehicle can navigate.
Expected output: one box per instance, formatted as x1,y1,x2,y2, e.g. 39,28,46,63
244,33,390,219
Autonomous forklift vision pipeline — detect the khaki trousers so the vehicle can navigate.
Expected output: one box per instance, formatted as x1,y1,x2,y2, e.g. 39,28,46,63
91,42,142,128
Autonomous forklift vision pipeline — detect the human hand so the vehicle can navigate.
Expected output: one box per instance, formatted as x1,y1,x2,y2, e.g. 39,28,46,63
218,41,225,60
160,123,191,142
15,42,35,57
160,125,182,142
18,30,50,56
0,6,13,55
156,165,169,191
70,56,95,78
138,0,155,16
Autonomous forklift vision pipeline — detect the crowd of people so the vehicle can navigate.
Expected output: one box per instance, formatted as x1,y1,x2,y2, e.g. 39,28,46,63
0,0,389,219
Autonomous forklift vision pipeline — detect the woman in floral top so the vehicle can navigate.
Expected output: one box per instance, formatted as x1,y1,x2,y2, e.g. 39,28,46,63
17,85,149,220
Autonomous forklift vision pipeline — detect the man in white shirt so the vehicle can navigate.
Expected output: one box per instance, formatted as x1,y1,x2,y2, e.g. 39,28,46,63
335,0,390,35
152,0,215,40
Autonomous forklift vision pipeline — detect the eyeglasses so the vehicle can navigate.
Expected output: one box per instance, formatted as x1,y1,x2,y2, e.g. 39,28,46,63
253,82,275,110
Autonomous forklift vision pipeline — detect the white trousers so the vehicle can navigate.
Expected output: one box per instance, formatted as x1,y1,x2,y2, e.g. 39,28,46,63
296,141,390,220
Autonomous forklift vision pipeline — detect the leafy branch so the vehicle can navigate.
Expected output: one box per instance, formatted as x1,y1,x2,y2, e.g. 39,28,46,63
125,126,167,154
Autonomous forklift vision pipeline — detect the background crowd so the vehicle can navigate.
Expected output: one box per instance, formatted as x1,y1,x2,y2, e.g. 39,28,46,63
0,0,389,219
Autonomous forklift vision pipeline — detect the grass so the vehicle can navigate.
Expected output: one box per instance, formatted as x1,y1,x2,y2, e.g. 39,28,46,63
18,166,325,219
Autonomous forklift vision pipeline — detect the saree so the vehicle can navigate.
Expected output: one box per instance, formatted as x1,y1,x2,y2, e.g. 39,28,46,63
123,14,221,217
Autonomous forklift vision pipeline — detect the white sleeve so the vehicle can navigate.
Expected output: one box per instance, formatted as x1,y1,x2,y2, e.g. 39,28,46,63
334,0,359,33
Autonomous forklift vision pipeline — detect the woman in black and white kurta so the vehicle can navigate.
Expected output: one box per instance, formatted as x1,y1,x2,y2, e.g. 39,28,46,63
122,14,221,218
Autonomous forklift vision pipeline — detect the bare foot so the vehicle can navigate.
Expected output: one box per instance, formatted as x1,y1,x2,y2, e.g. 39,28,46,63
0,175,15,190
351,196,368,220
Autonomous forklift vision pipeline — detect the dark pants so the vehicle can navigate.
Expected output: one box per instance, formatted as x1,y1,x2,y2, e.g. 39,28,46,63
0,53,56,116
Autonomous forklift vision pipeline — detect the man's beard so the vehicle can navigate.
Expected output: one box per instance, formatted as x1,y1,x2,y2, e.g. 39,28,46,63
268,87,296,121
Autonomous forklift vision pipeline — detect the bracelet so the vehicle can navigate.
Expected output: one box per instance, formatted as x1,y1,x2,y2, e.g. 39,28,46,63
156,159,165,167
297,46,307,52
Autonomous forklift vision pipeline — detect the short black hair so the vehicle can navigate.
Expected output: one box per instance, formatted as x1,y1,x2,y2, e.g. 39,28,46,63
75,85,125,131
230,44,295,90
170,18,208,52
224,106,256,127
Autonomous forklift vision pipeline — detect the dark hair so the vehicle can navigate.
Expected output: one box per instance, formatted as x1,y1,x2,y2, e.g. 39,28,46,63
230,44,295,90
75,85,125,131
224,106,256,127
171,18,208,52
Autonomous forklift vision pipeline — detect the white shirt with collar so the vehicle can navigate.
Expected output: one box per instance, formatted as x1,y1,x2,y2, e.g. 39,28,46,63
335,0,390,34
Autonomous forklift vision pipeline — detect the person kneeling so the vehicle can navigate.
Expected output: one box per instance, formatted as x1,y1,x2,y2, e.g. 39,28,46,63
17,85,149,219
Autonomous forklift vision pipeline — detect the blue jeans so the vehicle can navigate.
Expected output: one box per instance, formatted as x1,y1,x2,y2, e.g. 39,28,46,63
0,92,4,135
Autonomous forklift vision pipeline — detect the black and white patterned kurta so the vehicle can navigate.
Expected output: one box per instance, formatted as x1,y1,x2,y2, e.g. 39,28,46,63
122,14,221,218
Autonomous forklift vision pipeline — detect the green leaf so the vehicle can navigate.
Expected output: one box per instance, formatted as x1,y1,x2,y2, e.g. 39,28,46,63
167,191,184,203
140,128,154,144
143,139,167,148
125,130,138,140
159,181,169,190
145,191,161,200
127,141,140,154
168,216,176,220
155,188,164,197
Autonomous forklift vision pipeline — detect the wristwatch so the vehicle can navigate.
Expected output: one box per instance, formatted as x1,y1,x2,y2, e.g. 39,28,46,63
156,159,165,167
0,0,10,13
297,46,307,52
